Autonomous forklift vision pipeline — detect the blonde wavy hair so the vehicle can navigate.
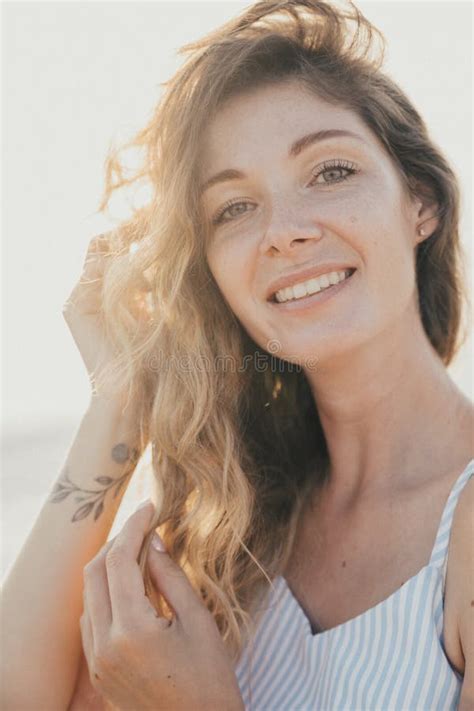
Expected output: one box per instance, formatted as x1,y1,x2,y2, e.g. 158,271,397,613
93,0,469,664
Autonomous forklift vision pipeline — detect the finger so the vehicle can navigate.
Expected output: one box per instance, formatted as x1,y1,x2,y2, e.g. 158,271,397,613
80,610,105,692
105,501,156,627
86,233,111,259
64,235,112,318
81,234,112,281
83,538,116,642
64,280,102,318
146,534,206,625
79,608,94,674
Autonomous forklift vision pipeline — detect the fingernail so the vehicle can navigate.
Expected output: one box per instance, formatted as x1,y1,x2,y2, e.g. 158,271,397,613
151,533,167,553
135,497,152,512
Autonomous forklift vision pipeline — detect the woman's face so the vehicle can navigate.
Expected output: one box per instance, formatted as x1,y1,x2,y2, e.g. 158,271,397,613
199,80,428,368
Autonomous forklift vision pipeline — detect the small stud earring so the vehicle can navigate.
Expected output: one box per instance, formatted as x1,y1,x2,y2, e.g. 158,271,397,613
418,227,426,237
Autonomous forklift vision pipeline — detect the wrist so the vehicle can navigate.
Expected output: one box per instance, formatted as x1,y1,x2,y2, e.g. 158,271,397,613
86,394,143,448
87,392,138,418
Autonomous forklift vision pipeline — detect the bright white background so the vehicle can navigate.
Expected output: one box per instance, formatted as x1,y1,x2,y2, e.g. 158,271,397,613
1,1,473,576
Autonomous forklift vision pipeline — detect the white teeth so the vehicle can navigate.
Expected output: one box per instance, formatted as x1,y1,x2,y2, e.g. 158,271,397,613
274,269,351,303
293,283,307,299
306,278,321,293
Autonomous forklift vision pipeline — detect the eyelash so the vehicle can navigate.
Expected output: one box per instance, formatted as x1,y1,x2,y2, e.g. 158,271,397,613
212,159,360,226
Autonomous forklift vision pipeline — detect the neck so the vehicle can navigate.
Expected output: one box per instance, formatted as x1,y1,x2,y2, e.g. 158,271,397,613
304,305,470,508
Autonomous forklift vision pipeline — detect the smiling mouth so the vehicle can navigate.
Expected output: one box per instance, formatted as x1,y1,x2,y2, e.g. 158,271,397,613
268,267,357,303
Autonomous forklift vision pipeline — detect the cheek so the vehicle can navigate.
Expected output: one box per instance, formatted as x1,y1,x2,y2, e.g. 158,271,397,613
344,188,417,315
352,186,413,264
206,242,253,316
364,222,418,322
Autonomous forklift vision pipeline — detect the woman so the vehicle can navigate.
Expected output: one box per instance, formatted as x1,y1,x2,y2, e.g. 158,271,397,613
2,1,472,709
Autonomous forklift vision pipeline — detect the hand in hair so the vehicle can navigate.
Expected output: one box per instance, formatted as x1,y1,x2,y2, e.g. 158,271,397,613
62,232,152,405
78,500,245,711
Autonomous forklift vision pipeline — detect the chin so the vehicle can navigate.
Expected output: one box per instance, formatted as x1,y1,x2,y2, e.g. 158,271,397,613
275,327,365,370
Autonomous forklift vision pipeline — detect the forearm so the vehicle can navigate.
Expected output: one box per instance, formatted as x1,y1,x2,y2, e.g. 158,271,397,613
0,396,145,710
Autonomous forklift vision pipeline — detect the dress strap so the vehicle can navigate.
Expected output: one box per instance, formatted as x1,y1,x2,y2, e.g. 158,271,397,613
428,458,474,591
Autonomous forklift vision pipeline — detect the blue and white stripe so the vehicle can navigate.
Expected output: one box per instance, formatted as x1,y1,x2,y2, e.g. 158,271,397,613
235,458,473,710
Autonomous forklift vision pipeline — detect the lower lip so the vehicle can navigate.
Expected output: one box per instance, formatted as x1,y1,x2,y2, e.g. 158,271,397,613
268,270,356,312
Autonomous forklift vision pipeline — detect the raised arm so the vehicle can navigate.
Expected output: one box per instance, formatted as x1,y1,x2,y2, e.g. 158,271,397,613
1,232,153,709
0,396,143,710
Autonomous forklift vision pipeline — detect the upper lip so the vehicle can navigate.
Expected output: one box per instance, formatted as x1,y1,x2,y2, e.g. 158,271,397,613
266,263,356,301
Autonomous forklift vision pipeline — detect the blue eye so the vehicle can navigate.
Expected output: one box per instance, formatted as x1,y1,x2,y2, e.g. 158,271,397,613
211,159,359,226
212,199,255,226
310,159,359,185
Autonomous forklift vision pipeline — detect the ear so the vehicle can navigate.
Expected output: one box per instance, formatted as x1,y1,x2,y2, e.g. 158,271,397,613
410,181,440,247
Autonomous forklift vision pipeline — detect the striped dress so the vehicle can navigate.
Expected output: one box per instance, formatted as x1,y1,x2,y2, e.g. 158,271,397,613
234,458,474,710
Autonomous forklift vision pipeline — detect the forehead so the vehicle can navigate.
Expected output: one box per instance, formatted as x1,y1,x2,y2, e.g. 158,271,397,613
199,80,378,177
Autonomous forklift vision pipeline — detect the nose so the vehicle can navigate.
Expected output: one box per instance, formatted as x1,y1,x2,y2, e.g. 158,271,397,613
258,201,324,257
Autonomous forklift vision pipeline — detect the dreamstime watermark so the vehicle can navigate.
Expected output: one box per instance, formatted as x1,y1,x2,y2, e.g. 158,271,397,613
145,339,319,373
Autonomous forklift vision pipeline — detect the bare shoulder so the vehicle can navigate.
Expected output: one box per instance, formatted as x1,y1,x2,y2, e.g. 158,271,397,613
444,466,474,679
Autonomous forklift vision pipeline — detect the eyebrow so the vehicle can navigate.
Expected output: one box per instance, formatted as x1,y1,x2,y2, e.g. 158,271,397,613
199,129,365,195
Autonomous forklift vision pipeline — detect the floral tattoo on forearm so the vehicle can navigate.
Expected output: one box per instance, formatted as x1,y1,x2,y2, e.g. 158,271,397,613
49,443,140,522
